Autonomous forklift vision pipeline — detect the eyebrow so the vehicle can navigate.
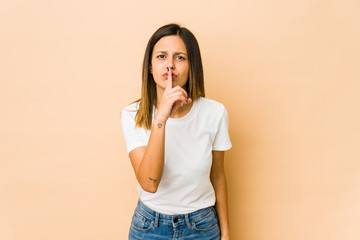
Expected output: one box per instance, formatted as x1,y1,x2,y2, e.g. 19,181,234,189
155,51,188,56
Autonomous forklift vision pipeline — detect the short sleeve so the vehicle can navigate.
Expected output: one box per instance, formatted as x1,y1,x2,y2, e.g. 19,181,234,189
121,108,149,154
212,108,232,151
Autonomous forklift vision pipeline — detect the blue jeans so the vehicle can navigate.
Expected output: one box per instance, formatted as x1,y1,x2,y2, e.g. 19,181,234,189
129,200,220,239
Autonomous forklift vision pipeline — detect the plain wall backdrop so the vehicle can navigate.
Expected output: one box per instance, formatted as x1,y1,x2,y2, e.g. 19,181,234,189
1,0,359,239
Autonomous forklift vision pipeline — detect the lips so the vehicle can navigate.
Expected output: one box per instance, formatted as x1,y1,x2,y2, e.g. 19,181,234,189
163,73,177,78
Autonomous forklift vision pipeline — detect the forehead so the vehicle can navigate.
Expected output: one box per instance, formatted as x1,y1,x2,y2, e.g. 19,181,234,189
153,35,187,53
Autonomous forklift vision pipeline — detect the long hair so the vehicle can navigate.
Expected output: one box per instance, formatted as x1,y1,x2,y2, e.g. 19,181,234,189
135,23,205,129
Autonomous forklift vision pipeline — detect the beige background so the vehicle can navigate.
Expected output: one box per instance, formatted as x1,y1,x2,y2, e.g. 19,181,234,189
1,0,359,239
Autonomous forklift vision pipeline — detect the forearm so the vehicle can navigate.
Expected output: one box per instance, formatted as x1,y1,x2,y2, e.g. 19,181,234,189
212,174,230,239
131,67,190,193
136,115,167,193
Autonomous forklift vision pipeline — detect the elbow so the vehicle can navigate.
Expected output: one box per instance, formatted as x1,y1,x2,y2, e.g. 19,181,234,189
140,183,159,193
136,173,161,193
146,188,158,194
210,174,226,186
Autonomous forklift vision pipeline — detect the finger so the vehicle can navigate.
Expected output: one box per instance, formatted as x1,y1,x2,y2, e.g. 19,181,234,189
172,96,189,110
168,94,187,105
167,91,187,104
168,86,188,99
166,67,172,91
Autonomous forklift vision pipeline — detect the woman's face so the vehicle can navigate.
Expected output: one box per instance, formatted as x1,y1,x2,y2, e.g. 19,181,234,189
151,35,189,89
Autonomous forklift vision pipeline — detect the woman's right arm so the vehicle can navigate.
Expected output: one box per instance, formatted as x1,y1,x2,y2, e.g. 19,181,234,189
128,69,190,193
128,115,166,193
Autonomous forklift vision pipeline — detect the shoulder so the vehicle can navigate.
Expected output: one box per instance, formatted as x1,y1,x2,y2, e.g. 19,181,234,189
196,97,226,114
122,101,140,112
121,101,140,121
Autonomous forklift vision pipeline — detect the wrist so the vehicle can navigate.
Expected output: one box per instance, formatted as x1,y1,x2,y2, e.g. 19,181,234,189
221,231,230,239
154,114,168,125
153,116,167,129
221,234,230,240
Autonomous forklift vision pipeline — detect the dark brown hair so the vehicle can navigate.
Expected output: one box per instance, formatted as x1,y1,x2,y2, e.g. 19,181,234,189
135,23,205,129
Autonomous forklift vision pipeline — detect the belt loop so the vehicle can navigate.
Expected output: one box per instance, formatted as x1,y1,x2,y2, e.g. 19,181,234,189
185,214,191,228
154,212,159,228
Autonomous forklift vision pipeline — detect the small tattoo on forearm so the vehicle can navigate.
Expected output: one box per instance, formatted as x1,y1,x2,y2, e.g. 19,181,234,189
157,123,163,128
149,177,157,183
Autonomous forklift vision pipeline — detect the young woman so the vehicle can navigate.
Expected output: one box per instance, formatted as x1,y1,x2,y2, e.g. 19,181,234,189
121,23,232,240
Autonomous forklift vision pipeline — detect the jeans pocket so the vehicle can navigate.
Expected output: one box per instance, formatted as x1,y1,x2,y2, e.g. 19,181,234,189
191,208,219,232
131,210,154,232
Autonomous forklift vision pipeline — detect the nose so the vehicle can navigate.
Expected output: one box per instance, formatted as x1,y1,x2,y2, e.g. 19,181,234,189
166,58,175,70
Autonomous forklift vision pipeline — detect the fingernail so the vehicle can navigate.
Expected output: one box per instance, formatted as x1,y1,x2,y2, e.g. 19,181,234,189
186,100,188,103
187,96,189,99
167,67,169,72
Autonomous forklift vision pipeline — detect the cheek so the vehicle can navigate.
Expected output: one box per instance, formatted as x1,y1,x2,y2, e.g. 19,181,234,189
182,66,189,78
151,61,164,75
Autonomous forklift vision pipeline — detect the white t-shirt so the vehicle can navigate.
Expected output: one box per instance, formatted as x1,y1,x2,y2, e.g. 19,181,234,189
121,97,232,215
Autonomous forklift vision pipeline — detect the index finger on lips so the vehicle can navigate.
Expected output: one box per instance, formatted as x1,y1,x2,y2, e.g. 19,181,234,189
166,67,172,90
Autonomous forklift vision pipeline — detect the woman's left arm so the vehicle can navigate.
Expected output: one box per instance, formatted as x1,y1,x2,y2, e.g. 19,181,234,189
210,150,230,240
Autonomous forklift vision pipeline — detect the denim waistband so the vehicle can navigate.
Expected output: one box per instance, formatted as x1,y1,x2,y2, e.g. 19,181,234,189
135,200,215,228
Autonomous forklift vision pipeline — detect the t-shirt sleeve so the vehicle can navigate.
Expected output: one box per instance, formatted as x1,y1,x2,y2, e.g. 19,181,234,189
121,109,149,154
212,107,232,151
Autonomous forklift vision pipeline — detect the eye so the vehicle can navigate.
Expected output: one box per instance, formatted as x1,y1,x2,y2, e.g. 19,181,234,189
156,55,166,59
176,56,186,60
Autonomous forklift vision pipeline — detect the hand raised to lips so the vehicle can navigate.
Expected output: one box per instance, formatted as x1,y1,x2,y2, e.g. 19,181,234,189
154,67,192,123
163,69,177,80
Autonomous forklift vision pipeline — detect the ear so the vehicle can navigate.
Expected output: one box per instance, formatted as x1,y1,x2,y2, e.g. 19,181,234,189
149,65,153,74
